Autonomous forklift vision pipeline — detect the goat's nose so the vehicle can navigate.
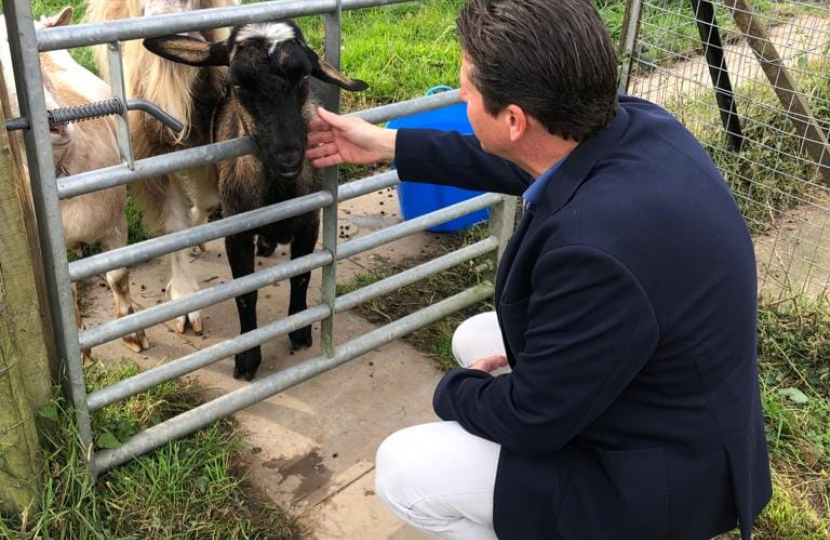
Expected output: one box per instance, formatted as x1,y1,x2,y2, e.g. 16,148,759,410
276,149,303,171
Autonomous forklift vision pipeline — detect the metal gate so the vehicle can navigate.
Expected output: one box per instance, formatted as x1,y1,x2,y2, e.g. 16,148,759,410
3,0,515,477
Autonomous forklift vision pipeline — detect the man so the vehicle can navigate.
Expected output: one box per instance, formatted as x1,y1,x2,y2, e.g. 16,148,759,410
307,0,772,539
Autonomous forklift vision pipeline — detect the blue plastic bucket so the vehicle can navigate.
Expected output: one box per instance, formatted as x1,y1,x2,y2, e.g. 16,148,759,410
387,87,489,233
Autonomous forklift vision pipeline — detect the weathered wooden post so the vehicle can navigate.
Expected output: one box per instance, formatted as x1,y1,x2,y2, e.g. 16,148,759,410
0,68,54,513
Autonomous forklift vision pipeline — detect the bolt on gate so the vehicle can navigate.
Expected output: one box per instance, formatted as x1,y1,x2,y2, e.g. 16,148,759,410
3,0,516,477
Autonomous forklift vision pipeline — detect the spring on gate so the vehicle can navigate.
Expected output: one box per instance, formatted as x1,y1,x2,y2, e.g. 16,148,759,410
47,98,124,128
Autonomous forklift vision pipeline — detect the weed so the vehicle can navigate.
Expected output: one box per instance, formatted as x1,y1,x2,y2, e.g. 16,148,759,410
0,363,307,540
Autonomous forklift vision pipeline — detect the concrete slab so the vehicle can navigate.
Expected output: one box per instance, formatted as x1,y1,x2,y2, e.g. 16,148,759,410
78,187,454,539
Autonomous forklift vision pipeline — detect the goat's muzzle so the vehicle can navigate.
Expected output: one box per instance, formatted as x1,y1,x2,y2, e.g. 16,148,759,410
272,149,304,179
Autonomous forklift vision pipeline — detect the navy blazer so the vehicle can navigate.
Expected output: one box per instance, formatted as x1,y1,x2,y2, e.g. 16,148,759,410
394,95,772,540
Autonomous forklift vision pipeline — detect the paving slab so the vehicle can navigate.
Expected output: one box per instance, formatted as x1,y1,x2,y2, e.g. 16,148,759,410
78,188,450,540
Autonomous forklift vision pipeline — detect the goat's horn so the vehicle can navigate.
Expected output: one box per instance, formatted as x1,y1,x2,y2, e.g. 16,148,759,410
313,59,369,92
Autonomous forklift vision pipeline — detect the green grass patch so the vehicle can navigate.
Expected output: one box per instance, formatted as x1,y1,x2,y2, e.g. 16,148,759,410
0,362,307,540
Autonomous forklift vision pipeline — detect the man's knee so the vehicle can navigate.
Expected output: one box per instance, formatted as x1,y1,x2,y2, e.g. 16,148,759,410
375,428,422,517
451,312,504,368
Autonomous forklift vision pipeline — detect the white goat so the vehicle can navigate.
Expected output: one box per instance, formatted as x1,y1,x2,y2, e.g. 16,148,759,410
84,0,239,335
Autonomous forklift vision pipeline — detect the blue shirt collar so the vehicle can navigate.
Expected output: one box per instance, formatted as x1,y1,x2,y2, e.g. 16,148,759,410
522,158,565,209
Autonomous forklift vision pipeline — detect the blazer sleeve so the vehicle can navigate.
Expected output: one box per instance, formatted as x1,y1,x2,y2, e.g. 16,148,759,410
394,128,532,195
433,246,660,457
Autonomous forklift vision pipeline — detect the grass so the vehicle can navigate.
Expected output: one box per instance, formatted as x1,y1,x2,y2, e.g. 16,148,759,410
755,298,830,539
0,362,307,540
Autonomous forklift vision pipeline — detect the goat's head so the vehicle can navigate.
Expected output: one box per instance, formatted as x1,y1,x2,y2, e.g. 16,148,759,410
143,20,368,179
1,7,75,151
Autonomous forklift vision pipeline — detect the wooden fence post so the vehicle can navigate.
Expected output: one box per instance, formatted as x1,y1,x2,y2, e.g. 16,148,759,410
0,75,53,514
723,0,830,183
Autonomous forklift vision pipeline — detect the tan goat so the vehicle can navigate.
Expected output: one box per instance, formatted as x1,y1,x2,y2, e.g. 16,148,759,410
1,6,149,361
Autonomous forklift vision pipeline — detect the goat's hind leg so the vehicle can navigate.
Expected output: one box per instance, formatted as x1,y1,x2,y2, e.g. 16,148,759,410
133,175,204,334
183,165,220,252
226,232,261,381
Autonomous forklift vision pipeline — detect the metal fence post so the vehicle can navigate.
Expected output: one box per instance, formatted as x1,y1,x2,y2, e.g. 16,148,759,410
320,0,344,357
3,2,93,453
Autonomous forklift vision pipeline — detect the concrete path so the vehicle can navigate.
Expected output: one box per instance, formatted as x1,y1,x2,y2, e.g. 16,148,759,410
81,187,445,539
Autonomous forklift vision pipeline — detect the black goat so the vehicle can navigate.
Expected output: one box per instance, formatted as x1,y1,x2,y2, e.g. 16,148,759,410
144,21,368,380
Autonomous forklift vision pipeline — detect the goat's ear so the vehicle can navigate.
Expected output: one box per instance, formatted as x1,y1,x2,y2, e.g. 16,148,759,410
42,6,73,28
301,46,368,92
143,35,230,67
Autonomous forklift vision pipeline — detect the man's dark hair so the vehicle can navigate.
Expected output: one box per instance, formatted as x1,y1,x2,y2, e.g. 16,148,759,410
457,0,618,141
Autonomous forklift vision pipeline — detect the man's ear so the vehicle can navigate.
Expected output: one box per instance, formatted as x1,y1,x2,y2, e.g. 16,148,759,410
505,104,528,143
143,35,230,67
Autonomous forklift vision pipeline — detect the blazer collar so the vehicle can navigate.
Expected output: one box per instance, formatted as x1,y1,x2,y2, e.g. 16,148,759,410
534,104,630,217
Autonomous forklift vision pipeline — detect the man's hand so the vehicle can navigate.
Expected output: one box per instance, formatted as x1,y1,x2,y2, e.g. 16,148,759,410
306,107,397,168
468,354,509,373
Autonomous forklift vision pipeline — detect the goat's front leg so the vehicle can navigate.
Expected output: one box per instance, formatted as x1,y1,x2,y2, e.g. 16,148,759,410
226,232,260,380
71,282,93,366
105,267,151,354
287,215,319,350
101,223,150,354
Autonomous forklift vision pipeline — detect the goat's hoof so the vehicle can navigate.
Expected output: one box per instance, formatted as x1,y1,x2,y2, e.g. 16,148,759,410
123,331,150,353
174,312,202,335
233,362,260,381
188,312,203,335
233,366,258,381
175,315,188,334
82,349,94,367
289,328,313,351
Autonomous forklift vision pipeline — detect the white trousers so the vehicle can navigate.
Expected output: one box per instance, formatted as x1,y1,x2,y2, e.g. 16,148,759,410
375,312,505,540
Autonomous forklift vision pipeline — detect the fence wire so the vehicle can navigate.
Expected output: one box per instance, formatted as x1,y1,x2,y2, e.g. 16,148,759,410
624,0,830,301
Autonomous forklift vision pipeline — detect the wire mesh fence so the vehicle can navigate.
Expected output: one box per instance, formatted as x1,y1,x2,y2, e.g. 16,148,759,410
622,0,830,302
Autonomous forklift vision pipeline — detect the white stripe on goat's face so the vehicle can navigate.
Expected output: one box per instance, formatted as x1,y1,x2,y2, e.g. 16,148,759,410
236,22,296,56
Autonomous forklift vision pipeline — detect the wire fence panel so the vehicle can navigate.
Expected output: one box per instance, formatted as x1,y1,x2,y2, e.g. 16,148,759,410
622,0,830,301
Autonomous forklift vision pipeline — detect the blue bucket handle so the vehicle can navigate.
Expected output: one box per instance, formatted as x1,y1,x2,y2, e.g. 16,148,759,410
426,85,455,96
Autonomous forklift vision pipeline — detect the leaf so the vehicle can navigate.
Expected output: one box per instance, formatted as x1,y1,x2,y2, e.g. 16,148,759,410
38,403,59,421
97,430,122,450
196,476,209,494
778,387,810,404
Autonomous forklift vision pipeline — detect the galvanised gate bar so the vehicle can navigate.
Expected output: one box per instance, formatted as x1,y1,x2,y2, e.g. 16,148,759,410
3,0,516,477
